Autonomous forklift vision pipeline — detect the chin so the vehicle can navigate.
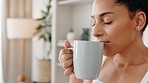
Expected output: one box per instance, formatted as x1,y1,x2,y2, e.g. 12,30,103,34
103,50,116,57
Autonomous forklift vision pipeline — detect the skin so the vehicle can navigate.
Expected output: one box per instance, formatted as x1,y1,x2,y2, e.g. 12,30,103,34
59,0,148,83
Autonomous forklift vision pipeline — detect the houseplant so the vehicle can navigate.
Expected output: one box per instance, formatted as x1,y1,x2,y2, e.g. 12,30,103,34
34,0,52,60
32,0,52,82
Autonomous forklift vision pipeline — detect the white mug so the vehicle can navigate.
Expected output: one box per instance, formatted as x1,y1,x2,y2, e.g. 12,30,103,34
72,40,104,80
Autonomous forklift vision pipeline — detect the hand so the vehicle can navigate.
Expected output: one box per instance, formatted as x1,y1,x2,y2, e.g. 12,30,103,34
59,40,74,76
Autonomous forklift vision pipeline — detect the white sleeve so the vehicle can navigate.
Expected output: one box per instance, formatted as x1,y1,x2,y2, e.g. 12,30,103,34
92,79,103,83
140,71,148,83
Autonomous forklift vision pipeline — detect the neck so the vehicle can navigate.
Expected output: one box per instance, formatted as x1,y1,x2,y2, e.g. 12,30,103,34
113,37,148,68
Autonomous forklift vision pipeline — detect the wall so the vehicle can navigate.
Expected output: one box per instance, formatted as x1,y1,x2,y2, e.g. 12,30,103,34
143,26,148,47
73,3,92,39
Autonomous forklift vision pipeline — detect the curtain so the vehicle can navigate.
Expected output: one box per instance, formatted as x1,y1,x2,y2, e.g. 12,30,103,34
0,0,4,82
2,0,32,83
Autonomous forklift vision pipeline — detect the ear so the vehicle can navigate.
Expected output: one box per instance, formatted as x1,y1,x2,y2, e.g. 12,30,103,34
135,11,146,31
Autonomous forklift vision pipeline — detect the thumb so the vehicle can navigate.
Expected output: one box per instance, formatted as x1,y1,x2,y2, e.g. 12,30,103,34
64,40,72,49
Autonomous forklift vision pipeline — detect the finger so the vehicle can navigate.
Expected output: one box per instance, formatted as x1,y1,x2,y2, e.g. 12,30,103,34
62,59,73,69
59,49,65,62
59,49,73,62
60,49,73,55
64,40,72,49
61,54,73,63
64,66,74,76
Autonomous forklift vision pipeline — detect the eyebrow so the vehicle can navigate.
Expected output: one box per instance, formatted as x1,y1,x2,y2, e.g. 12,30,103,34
100,12,114,17
91,12,114,18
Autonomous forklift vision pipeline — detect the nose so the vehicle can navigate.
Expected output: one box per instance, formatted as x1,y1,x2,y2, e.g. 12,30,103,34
93,24,104,37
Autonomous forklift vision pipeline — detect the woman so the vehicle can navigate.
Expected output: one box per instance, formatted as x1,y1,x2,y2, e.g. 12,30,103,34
59,0,148,83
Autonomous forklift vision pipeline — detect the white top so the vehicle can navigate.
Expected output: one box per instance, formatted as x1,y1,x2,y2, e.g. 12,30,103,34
141,71,148,83
92,71,148,83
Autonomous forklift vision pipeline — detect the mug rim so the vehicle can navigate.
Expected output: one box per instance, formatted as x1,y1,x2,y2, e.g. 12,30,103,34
74,40,103,43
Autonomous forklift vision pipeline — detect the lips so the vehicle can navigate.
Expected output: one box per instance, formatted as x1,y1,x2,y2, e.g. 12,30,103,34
104,41,110,43
98,38,111,44
100,40,110,44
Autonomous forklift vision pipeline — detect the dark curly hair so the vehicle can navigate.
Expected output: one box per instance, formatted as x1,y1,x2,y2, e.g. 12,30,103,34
114,0,148,34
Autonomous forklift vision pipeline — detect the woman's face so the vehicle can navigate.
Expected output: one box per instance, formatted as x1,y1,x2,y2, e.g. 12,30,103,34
91,0,138,56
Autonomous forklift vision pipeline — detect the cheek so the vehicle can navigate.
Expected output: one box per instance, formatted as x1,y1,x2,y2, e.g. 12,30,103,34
104,21,136,56
112,30,135,47
107,20,136,44
102,9,138,55
103,31,127,56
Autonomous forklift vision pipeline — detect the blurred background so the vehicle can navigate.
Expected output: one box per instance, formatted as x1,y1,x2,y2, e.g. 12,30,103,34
0,0,148,83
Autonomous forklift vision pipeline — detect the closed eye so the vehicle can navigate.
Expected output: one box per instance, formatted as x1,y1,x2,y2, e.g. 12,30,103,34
104,21,112,25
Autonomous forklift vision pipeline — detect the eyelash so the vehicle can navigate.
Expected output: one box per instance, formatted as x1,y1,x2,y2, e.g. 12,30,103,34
92,23,95,26
91,19,96,26
104,21,112,25
92,21,112,26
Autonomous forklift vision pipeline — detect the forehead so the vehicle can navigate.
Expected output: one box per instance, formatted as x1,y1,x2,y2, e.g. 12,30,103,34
92,0,128,17
93,0,116,9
